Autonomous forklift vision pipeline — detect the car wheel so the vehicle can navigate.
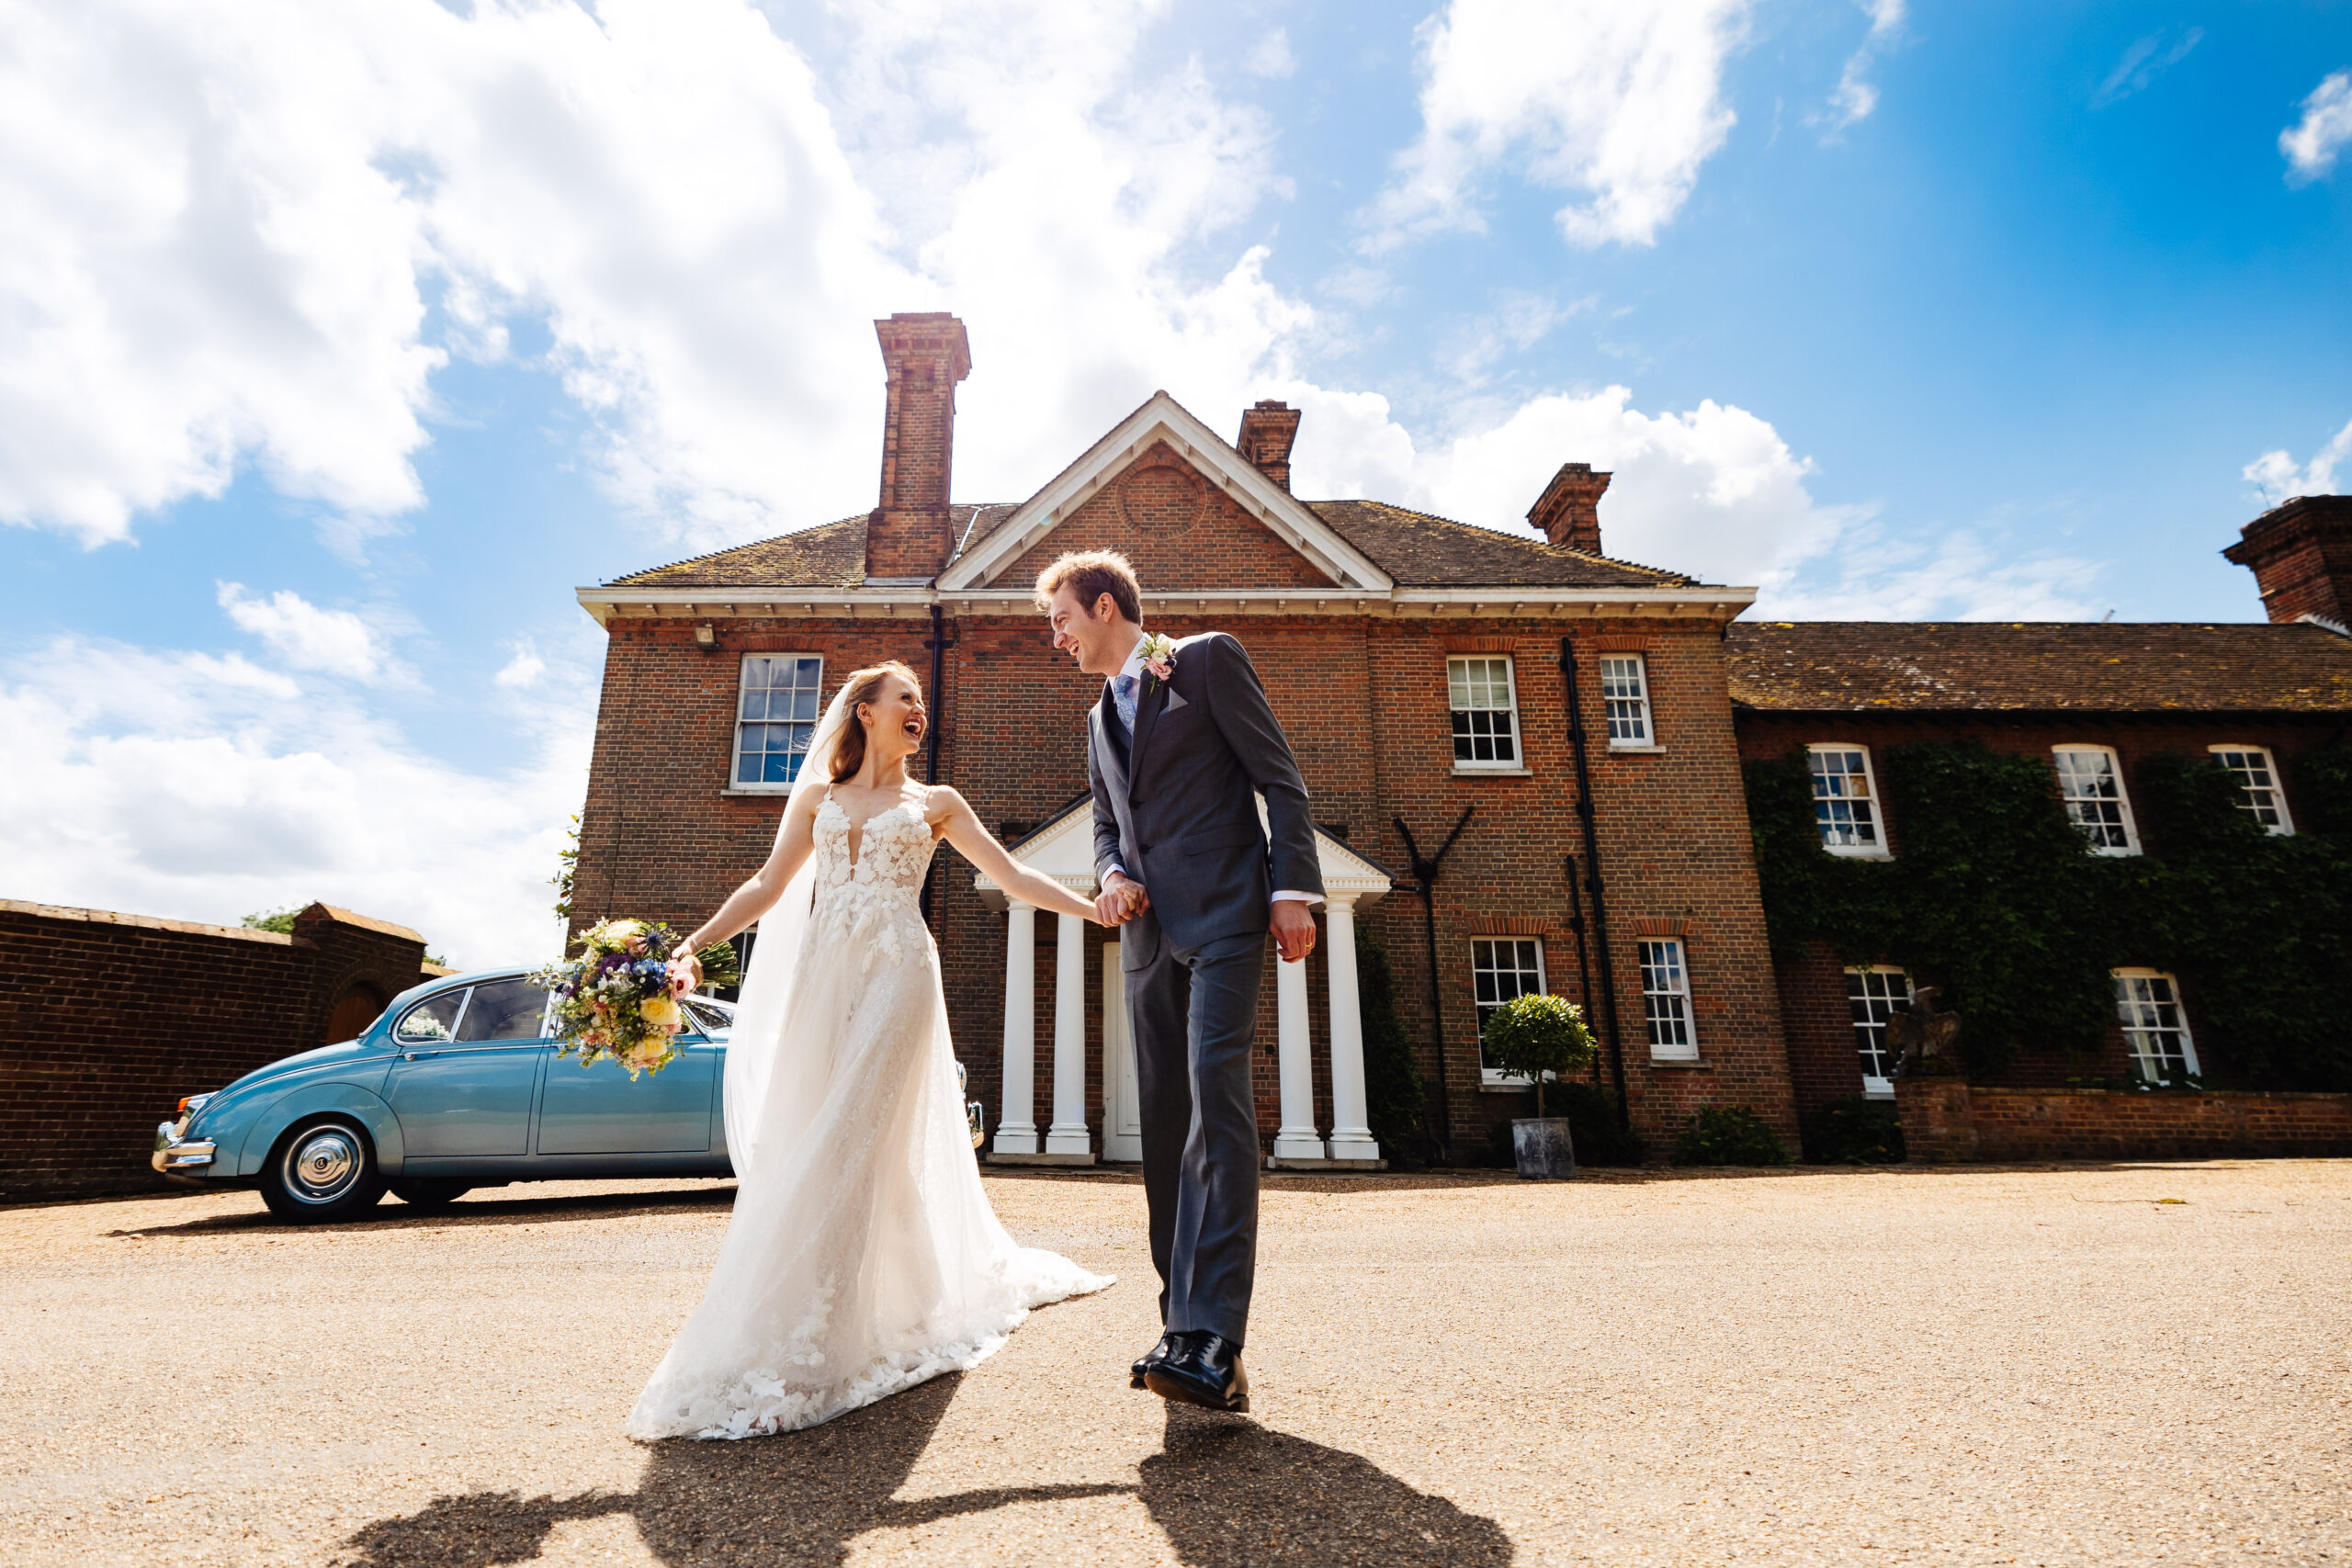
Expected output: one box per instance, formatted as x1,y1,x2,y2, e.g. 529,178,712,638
387,1178,472,1209
259,1118,386,1223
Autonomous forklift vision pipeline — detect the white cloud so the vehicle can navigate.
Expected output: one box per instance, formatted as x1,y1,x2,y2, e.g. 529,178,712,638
2090,26,2202,110
1245,27,1297,81
1277,379,2095,619
0,635,588,966
217,582,390,682
2281,70,2352,183
1826,0,1905,130
494,639,547,689
1366,0,1751,251
2244,416,2352,504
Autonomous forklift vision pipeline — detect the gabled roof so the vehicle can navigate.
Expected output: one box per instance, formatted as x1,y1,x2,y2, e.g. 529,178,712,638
1726,621,2352,714
937,391,1393,592
603,496,1694,595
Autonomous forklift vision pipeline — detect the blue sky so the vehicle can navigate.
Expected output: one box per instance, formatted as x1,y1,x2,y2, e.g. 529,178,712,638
3,0,2347,961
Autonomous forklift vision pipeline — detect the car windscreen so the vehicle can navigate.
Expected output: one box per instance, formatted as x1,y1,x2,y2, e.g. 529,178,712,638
456,977,551,1041
684,1000,733,1035
394,990,467,1043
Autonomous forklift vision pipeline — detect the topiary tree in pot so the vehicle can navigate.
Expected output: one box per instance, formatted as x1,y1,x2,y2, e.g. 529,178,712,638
1480,994,1599,1179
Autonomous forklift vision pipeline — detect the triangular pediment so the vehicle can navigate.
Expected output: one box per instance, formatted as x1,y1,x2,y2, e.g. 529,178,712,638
937,392,1392,594
973,795,1393,909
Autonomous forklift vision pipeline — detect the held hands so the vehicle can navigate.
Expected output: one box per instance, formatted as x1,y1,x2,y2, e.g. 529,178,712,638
1270,899,1317,964
1095,872,1150,927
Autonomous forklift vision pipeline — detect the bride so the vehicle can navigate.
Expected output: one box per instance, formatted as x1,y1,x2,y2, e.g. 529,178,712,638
628,660,1114,1440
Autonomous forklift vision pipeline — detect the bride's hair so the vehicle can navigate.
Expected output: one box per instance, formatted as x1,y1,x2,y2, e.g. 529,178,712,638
828,660,924,783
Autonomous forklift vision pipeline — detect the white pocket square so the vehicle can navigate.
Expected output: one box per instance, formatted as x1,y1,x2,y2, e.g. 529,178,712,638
1162,688,1189,711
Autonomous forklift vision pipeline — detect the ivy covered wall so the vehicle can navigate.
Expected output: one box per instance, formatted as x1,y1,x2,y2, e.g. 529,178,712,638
1745,741,2352,1090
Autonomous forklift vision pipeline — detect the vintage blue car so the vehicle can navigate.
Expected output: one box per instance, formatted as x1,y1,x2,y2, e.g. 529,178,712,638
152,969,742,1222
156,966,988,1223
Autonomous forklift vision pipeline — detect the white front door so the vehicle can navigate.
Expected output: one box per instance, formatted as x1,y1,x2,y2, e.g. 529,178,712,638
1102,948,1143,1162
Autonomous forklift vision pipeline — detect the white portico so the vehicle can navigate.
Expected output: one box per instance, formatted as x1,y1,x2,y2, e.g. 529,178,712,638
972,797,1394,1168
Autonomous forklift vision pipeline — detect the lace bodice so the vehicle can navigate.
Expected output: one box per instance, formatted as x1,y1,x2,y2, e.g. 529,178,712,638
808,792,939,971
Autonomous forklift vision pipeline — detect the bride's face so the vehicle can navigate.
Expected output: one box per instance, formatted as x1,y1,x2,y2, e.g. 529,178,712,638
859,675,927,763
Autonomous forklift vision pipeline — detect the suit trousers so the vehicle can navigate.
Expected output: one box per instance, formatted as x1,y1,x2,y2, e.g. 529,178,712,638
1125,927,1264,1347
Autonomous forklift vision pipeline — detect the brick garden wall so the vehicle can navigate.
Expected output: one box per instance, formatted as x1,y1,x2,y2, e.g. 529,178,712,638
0,902,436,1201
1896,1079,2352,1162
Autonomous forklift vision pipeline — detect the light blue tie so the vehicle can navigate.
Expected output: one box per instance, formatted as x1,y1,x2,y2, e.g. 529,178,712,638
1114,673,1139,733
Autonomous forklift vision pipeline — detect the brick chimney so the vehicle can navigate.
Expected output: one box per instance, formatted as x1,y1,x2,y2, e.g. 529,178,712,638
2222,494,2352,626
1237,400,1301,492
865,312,972,581
1528,462,1611,555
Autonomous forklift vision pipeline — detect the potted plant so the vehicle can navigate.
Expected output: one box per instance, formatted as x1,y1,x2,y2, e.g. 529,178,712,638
1480,993,1600,1179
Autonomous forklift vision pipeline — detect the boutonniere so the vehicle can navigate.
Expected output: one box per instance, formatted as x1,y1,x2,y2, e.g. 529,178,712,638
1137,631,1176,691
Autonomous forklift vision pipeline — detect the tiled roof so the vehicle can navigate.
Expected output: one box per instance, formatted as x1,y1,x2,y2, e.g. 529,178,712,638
608,505,1026,589
1306,501,1694,588
1726,621,2352,713
607,499,1695,591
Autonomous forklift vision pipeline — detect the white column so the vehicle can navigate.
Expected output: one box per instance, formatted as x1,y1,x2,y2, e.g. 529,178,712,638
993,902,1038,1156
1045,908,1092,1156
1323,897,1379,1163
1272,946,1326,1162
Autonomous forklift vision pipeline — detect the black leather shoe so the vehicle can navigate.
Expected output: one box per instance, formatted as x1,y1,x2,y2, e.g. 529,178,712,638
1130,1330,1186,1390
1145,1333,1249,1413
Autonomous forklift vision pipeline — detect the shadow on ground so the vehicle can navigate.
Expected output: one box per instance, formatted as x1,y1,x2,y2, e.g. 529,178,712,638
334,1376,1509,1567
107,1182,741,1238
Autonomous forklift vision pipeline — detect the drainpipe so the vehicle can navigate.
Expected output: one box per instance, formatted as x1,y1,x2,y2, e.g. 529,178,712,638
920,604,951,929
1558,637,1632,1130
1563,852,1600,1086
1394,806,1476,1165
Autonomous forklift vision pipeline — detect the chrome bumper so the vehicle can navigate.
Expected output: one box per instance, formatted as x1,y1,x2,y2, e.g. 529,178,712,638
153,1122,217,1173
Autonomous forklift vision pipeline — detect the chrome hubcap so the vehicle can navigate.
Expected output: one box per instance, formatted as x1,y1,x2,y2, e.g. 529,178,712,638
284,1127,361,1202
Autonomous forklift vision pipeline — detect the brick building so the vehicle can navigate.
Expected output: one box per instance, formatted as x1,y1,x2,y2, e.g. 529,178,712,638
1732,614,2352,1121
571,313,1791,1162
570,313,2352,1164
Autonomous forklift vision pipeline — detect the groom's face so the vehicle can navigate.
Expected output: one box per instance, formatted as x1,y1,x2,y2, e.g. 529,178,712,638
1046,586,1135,678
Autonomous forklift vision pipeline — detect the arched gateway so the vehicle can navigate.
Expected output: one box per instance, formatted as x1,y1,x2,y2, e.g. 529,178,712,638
972,795,1393,1169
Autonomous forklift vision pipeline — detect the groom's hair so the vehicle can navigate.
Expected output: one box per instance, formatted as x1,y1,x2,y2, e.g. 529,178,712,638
1035,550,1141,624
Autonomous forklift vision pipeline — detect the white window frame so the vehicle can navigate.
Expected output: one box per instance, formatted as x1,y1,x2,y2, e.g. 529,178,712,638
2113,968,2199,1086
2052,744,2141,856
2209,744,2294,835
1637,937,1699,1061
1600,654,1657,750
1446,655,1525,772
1470,937,1548,1088
731,653,826,793
1808,744,1890,858
1844,965,1913,1098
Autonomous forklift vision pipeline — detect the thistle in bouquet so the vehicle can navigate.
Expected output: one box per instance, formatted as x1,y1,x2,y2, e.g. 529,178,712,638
529,919,741,1078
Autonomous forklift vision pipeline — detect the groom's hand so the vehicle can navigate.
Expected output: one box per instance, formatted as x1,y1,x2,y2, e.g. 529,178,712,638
1271,900,1317,964
1096,872,1148,926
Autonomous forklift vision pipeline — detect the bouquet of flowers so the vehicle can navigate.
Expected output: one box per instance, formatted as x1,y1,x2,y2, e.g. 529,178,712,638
528,919,741,1078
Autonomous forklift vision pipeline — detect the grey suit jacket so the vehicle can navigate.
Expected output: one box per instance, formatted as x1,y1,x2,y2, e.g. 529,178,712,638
1088,632,1323,971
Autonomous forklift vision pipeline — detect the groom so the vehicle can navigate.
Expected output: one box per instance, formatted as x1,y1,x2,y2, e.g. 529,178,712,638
1039,549,1323,1415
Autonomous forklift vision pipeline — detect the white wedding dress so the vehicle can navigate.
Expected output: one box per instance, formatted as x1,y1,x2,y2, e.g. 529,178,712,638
628,784,1111,1441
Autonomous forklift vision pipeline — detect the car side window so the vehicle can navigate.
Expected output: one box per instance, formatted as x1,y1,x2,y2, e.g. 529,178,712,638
456,978,551,1042
395,990,468,1043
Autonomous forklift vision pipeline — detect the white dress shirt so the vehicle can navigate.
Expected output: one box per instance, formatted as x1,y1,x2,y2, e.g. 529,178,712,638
1107,630,1316,905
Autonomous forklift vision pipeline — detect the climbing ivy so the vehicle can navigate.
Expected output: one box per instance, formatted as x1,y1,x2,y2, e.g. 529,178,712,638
1745,740,2352,1090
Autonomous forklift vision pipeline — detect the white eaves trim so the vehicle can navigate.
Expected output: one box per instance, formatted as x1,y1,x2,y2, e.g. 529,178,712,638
933,391,1394,594
574,583,1759,624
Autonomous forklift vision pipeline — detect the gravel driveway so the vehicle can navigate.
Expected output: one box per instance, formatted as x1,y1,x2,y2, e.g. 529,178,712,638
5,1160,2346,1565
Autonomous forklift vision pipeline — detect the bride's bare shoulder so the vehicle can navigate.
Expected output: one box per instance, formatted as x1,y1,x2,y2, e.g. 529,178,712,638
922,784,973,831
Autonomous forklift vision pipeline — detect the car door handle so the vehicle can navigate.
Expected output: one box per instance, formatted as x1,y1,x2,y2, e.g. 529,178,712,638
401,1050,442,1061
